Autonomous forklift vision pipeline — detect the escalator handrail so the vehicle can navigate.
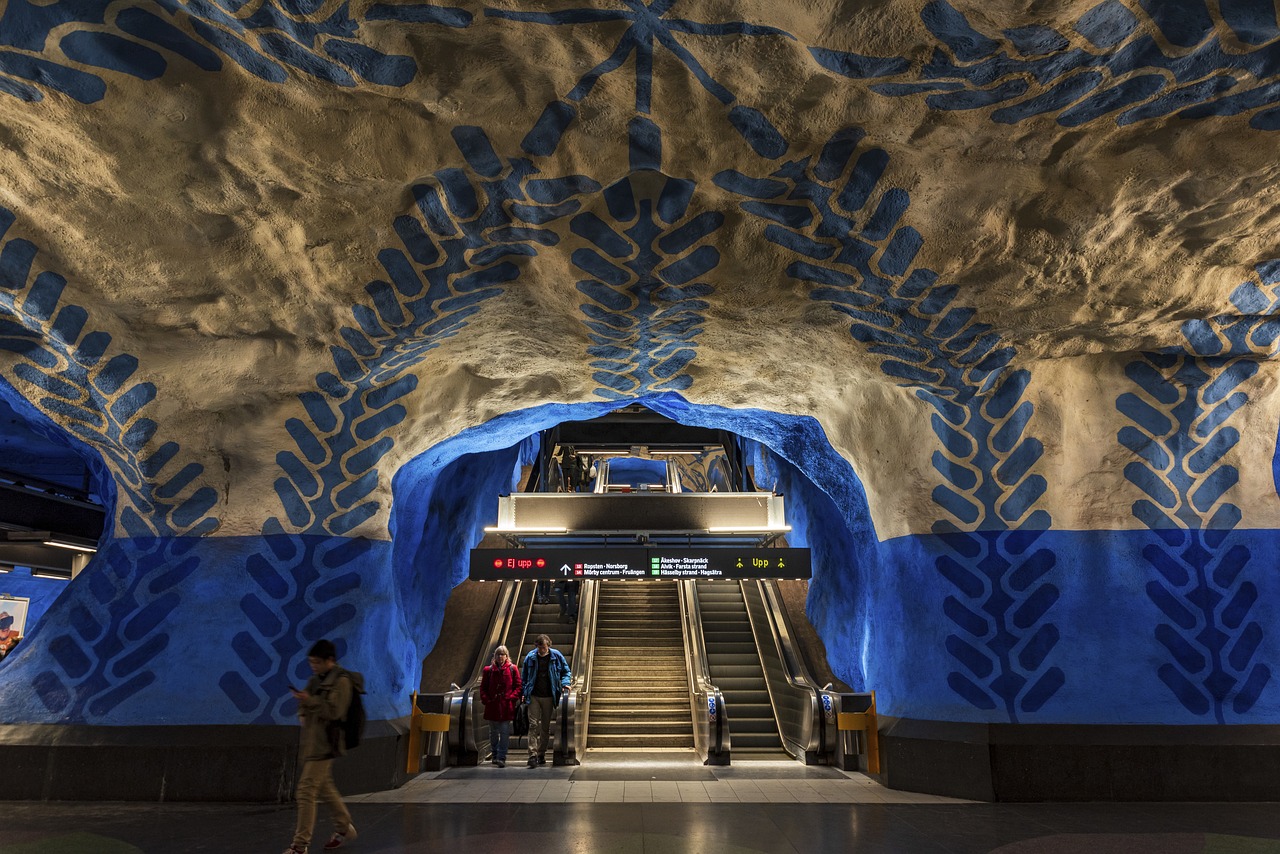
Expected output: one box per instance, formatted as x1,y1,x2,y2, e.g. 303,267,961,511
757,578,844,747
679,579,729,763
742,579,829,760
758,580,821,691
563,578,598,765
449,580,527,761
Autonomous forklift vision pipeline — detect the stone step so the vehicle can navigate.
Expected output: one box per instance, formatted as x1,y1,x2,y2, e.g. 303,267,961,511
586,734,694,748
591,686,691,696
596,627,682,635
591,697,689,709
589,709,691,721
588,720,694,734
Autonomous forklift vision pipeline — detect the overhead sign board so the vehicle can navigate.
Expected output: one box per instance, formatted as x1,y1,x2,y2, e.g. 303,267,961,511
469,548,811,581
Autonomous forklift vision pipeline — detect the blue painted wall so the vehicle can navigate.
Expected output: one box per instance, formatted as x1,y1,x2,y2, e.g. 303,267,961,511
0,386,1276,729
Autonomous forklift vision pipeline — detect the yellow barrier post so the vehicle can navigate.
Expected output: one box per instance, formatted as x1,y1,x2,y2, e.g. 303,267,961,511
836,691,879,774
406,693,454,773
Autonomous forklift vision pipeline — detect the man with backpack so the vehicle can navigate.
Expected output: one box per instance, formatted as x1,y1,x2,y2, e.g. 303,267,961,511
284,639,363,853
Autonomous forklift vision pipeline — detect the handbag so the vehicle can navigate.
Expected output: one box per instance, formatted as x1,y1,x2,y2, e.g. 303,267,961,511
512,702,529,737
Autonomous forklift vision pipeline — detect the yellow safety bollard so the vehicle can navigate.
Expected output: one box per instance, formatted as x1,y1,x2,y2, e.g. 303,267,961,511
419,713,451,731
406,692,452,773
836,691,879,774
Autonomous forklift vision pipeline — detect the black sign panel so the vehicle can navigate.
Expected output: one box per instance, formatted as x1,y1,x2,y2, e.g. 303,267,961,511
470,548,811,581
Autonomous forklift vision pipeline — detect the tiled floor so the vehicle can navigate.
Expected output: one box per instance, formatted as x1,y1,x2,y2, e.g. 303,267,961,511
352,749,965,804
5,750,1280,853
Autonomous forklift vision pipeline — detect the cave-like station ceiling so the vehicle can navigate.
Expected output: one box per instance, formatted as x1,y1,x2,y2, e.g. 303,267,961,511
0,0,1278,733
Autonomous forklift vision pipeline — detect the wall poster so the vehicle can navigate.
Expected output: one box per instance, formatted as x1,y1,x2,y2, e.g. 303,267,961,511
0,595,29,661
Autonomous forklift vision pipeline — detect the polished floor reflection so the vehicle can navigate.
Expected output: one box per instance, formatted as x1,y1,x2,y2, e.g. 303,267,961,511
5,799,1280,853
5,753,1280,853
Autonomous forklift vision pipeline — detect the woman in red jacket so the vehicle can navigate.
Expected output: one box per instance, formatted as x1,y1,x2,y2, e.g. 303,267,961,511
479,645,522,767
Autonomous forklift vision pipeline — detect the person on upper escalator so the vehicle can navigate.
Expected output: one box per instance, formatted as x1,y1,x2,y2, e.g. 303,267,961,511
557,579,579,623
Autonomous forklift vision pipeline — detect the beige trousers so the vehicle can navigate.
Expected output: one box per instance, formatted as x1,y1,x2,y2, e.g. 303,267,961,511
528,695,555,759
293,758,352,847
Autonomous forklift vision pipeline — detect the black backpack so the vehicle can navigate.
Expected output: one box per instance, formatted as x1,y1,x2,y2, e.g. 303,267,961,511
342,684,367,749
327,671,367,751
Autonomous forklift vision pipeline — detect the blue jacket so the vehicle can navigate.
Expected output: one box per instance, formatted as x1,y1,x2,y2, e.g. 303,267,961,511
521,647,571,705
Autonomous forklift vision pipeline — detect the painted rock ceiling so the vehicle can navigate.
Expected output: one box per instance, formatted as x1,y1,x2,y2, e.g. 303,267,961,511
2,0,1279,540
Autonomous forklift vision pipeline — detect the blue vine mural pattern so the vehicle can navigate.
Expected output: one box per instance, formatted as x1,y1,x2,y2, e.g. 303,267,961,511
1116,263,1280,721
570,130,723,399
31,537,203,718
716,130,1061,720
268,126,597,538
0,206,218,538
0,205,220,720
9,0,1280,140
0,0,470,102
822,0,1280,131
487,0,794,158
217,127,598,720
3,0,1278,734
218,534,373,723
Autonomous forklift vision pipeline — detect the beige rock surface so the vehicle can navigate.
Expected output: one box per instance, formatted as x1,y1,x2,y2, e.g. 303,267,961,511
1,0,1277,540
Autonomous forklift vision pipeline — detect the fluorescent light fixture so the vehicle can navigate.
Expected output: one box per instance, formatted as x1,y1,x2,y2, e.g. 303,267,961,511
706,526,792,533
43,538,97,553
483,526,570,533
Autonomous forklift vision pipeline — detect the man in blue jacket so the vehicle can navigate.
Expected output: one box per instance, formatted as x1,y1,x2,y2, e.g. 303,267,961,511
521,634,571,767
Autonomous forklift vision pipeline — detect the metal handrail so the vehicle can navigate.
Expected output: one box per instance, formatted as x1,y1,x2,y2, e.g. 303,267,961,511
562,579,597,765
678,579,729,765
741,579,837,764
443,580,526,766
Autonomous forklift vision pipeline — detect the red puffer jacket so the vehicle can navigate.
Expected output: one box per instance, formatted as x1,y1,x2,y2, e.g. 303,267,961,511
480,661,523,722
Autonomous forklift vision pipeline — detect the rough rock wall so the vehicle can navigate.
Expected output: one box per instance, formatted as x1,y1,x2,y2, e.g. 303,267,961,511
0,0,1278,728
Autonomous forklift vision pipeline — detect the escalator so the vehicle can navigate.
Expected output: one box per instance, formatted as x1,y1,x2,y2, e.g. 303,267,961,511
693,578,849,764
420,574,843,769
696,579,783,754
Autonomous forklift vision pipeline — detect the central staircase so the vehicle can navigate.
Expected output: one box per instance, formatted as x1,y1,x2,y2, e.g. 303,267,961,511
587,581,693,749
